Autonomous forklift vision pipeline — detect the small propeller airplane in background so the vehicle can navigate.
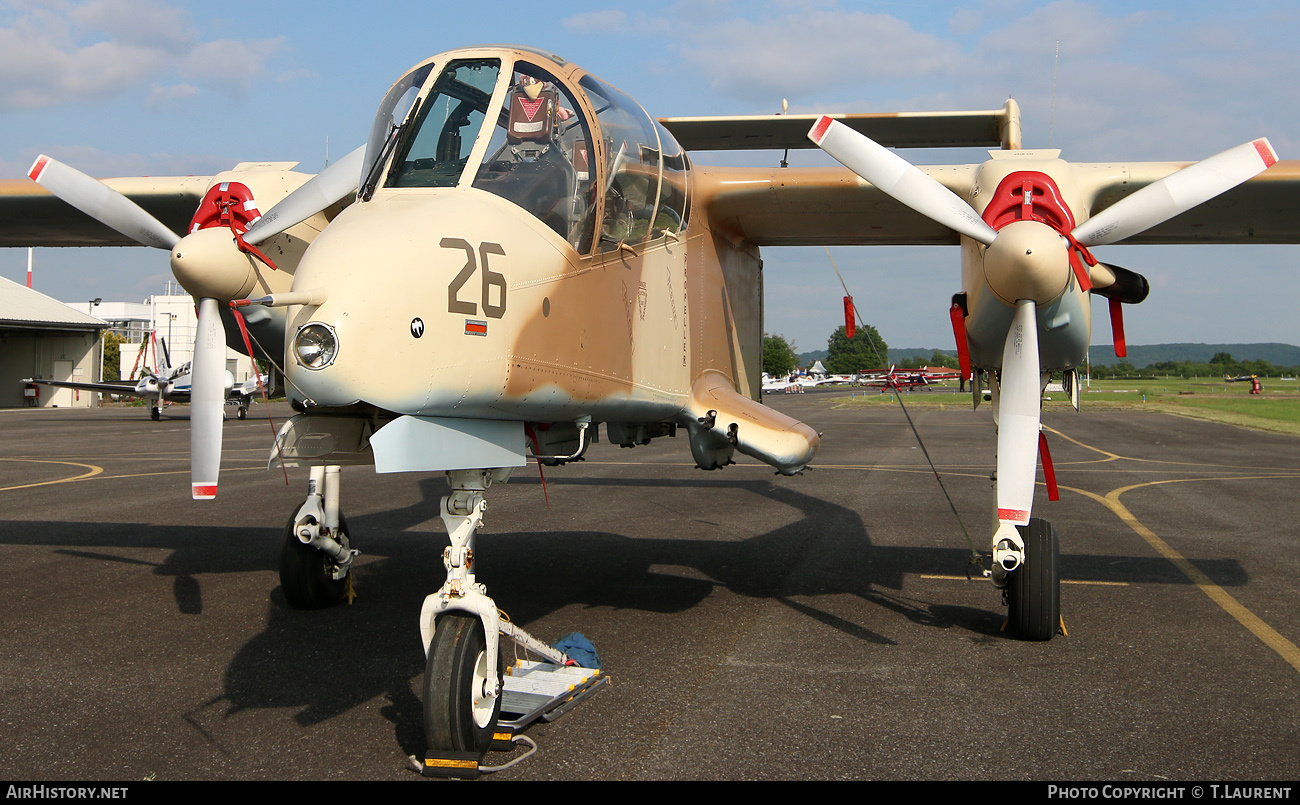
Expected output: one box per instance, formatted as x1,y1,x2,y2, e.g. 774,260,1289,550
3,43,1297,763
23,353,258,421
761,373,840,392
858,366,939,392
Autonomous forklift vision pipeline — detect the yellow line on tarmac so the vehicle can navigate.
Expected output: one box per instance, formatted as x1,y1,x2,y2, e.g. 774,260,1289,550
1065,477,1300,675
1042,423,1300,674
0,458,103,491
1041,425,1123,461
920,574,1127,586
0,461,272,492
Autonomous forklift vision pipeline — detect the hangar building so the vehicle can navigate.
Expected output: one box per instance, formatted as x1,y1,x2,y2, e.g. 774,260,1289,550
0,275,106,408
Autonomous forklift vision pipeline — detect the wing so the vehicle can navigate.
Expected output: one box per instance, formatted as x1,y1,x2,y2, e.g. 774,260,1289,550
1081,159,1300,244
696,163,979,246
695,160,1300,247
0,175,214,247
23,378,152,397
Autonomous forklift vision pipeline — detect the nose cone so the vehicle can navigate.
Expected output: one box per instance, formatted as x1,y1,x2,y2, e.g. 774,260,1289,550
284,189,571,414
170,228,259,301
983,220,1071,306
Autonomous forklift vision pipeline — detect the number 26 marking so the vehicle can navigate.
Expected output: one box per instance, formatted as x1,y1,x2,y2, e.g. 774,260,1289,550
443,238,506,318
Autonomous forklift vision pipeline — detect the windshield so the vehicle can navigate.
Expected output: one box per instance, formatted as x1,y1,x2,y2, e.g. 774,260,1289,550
386,58,501,189
360,62,435,200
362,52,688,255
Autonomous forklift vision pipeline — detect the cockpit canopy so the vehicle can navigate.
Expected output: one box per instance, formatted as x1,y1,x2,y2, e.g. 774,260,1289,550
359,46,689,254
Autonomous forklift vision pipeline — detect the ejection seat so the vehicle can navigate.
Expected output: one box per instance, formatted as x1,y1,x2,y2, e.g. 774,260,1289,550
475,87,577,241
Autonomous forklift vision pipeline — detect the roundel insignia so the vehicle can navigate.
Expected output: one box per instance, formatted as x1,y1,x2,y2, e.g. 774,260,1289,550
410,318,425,338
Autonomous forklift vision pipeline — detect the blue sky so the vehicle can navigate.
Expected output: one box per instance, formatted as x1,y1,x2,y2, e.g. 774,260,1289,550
2,0,1297,352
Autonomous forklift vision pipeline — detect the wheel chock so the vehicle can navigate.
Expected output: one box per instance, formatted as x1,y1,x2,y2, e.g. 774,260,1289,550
488,728,516,753
420,751,485,779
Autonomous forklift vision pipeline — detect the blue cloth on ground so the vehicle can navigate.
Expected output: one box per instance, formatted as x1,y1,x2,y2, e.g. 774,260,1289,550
554,632,601,669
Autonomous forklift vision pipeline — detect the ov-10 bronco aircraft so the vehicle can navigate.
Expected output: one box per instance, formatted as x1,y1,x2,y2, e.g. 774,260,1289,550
3,44,1298,762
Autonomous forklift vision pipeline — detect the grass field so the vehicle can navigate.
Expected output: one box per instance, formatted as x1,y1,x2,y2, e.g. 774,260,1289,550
831,377,1300,436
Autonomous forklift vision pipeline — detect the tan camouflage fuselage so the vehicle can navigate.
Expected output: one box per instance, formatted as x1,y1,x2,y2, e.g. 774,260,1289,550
278,45,819,475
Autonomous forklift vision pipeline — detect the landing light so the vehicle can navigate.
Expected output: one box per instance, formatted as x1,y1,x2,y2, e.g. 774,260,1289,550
294,323,338,370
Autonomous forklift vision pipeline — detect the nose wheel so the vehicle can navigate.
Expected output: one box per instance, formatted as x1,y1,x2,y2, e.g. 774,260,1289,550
424,611,503,753
1006,518,1061,640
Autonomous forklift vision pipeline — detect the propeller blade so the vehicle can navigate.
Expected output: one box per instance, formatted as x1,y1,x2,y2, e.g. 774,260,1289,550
28,155,181,250
1072,138,1278,247
995,300,1042,528
190,297,226,500
809,116,999,246
242,145,367,247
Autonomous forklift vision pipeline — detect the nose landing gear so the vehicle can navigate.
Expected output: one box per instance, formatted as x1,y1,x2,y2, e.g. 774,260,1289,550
417,468,607,777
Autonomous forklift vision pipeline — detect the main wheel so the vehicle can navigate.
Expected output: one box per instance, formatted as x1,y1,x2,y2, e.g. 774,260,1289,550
279,512,350,609
237,405,247,420
423,612,502,754
1007,518,1060,641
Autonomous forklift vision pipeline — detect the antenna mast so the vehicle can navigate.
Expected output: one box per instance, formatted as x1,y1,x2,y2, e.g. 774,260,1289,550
1049,40,1060,148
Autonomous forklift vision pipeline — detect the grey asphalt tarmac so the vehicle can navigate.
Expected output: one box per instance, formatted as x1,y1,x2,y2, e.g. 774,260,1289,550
2,393,1298,781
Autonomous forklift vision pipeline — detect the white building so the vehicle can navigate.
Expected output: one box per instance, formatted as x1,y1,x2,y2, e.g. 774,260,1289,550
65,285,258,382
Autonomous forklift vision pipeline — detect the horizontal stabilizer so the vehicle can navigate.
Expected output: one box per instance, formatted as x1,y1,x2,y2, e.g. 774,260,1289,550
661,100,1020,152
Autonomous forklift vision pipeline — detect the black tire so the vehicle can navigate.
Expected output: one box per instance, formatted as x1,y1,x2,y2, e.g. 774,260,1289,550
237,406,247,420
279,512,350,609
150,406,160,421
424,612,502,754
1007,518,1061,641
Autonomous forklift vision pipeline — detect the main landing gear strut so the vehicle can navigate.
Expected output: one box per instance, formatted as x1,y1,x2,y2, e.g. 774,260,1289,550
280,465,356,609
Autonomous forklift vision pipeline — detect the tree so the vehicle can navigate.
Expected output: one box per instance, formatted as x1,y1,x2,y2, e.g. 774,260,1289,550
762,333,796,376
825,324,888,374
102,331,126,381
927,349,958,369
900,349,958,369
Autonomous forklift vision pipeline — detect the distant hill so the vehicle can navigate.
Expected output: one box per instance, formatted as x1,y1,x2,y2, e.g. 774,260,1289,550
790,348,956,369
796,343,1300,369
1084,343,1300,367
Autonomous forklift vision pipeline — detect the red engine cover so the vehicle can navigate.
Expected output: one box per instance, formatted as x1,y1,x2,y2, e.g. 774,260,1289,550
189,181,262,234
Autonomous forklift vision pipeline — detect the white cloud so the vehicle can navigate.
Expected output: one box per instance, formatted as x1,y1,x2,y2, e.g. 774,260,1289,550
176,37,286,95
146,82,198,107
0,0,284,110
68,0,195,51
674,7,961,106
562,10,627,34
